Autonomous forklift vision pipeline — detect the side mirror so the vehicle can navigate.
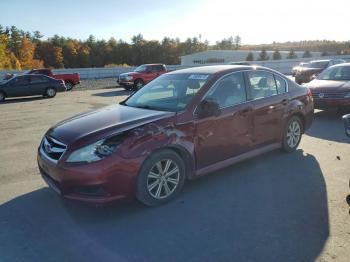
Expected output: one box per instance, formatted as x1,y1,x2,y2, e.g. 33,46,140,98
196,99,221,118
342,114,350,137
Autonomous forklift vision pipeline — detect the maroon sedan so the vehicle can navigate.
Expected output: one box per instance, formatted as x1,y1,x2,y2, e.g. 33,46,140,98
37,65,314,206
305,63,350,110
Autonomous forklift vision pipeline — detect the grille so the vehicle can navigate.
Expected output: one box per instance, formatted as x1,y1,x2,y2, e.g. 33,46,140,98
311,91,346,99
41,136,67,162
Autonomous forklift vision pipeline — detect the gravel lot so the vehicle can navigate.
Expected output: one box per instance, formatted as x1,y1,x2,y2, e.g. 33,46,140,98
0,88,349,262
74,77,120,90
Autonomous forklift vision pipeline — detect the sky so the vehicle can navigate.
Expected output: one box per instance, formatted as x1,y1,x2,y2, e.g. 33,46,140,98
0,0,349,44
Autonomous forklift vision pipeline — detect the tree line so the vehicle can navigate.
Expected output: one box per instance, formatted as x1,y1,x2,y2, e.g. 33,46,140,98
0,25,241,70
1,24,350,70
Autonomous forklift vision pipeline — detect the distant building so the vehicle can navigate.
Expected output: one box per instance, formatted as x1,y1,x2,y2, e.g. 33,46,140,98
180,50,323,66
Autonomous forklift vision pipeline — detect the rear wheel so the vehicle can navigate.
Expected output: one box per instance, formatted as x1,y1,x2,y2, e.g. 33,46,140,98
65,82,74,91
282,116,303,152
136,150,186,206
0,91,5,102
45,88,56,98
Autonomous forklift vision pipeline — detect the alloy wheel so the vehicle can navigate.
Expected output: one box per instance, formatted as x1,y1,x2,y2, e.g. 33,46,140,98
286,120,301,148
47,88,55,97
147,159,180,199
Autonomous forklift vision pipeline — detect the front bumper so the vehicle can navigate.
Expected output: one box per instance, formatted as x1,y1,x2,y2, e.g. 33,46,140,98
37,148,141,205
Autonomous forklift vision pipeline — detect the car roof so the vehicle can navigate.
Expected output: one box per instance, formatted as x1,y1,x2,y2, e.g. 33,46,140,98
167,65,267,75
310,59,331,63
329,62,350,68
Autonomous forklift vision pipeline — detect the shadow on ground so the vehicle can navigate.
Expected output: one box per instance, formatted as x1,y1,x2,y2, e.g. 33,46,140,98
92,89,132,98
0,150,329,262
306,109,349,143
1,96,45,104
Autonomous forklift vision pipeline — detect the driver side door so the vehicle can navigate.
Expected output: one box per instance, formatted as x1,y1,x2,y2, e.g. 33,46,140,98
194,72,254,170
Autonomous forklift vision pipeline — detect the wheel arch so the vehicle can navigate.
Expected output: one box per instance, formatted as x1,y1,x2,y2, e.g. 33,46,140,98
144,145,195,180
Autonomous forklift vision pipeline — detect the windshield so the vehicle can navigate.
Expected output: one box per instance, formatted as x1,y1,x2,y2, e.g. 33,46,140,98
124,73,211,112
305,61,329,69
134,65,147,72
317,66,350,80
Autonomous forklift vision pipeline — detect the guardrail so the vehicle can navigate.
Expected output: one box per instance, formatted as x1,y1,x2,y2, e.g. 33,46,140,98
1,55,350,80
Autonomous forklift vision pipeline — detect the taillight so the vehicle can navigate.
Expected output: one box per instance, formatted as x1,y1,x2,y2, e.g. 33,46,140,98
307,88,313,100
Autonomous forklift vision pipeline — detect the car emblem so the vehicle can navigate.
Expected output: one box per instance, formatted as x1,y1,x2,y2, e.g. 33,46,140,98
318,93,325,98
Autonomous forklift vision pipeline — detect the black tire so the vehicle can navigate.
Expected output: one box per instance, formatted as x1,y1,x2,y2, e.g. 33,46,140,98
136,149,186,206
45,87,56,98
282,116,303,153
133,79,144,91
65,82,74,91
0,91,5,102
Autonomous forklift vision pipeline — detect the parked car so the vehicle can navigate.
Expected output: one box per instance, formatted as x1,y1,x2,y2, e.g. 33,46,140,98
26,69,80,90
291,62,308,77
343,114,350,137
304,63,350,110
0,74,66,102
229,61,251,65
3,68,80,91
117,64,168,91
295,59,346,84
37,65,314,206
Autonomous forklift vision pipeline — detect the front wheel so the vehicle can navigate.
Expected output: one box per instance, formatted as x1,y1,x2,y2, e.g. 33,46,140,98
136,150,186,206
282,116,303,152
45,88,56,98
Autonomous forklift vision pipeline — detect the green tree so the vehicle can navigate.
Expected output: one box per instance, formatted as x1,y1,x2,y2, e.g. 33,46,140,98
246,52,254,61
302,50,312,58
272,49,282,60
286,49,297,59
234,35,241,50
258,48,269,61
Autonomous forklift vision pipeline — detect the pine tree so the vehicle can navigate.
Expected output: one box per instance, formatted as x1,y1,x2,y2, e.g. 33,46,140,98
302,50,312,58
272,49,282,60
287,49,297,59
246,52,254,61
258,48,269,61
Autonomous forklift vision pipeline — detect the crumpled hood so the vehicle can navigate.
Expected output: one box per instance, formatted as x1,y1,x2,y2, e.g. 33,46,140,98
47,104,175,145
306,79,350,92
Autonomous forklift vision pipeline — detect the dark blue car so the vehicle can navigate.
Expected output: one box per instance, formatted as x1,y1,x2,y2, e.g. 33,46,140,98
0,74,66,102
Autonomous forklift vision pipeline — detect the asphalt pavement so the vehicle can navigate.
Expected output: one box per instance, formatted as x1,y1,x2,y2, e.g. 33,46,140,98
0,88,349,262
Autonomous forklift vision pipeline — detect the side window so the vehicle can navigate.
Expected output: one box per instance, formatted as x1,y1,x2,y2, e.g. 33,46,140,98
157,65,165,71
206,72,246,108
247,71,277,100
12,76,30,86
30,75,48,83
274,74,287,94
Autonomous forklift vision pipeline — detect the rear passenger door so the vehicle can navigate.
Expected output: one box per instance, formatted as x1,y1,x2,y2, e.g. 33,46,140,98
29,75,49,95
245,70,290,147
